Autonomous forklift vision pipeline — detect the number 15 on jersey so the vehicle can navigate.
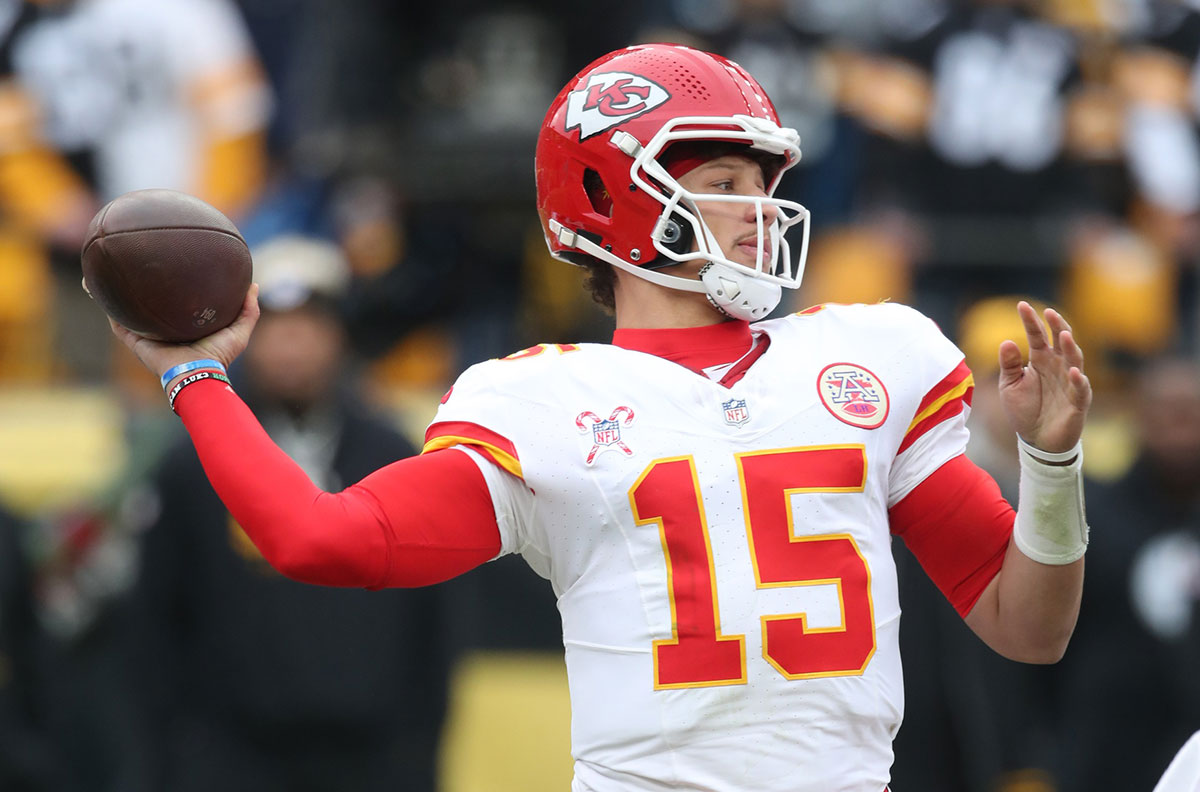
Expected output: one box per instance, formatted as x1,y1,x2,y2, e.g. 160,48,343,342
628,445,877,689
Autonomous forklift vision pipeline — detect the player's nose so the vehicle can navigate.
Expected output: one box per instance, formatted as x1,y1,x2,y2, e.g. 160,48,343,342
743,195,778,226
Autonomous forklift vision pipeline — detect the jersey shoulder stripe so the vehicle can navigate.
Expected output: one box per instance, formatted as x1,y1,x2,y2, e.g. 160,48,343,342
898,360,974,454
423,420,524,480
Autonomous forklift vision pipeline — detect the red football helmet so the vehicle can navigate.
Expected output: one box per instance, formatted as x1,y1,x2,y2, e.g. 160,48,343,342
535,43,810,320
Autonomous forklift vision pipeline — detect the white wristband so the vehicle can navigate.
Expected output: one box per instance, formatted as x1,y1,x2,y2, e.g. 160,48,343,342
1016,434,1081,464
1012,437,1088,565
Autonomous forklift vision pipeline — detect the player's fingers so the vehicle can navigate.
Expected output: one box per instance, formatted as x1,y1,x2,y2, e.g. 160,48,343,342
1069,367,1093,409
1018,301,1050,350
242,283,260,320
1059,329,1085,371
1044,307,1071,350
107,316,135,343
106,317,148,358
228,284,260,329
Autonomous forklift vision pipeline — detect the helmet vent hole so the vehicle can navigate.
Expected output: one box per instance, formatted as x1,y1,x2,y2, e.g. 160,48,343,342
584,169,613,217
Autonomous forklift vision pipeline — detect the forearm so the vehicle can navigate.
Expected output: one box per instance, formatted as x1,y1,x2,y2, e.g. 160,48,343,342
965,440,1088,662
174,377,501,588
175,377,391,584
967,540,1083,663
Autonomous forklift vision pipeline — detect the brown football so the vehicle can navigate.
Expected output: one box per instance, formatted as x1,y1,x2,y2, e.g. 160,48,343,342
81,188,252,343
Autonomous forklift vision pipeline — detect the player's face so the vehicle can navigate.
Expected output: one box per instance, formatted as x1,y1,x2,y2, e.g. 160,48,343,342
676,154,778,271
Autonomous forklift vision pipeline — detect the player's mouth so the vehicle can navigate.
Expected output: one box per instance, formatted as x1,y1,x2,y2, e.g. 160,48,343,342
735,234,772,266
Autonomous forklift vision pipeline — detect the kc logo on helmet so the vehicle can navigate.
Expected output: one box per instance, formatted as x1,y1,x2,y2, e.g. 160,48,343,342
565,72,670,140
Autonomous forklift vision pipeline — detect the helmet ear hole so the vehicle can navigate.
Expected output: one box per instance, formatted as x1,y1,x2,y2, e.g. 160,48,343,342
584,169,613,217
644,213,696,270
660,214,694,256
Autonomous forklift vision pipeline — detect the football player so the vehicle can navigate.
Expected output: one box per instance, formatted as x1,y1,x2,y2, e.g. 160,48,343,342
108,43,1090,792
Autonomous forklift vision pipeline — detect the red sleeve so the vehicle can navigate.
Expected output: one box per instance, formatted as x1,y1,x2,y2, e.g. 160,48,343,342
174,378,501,589
888,454,1014,617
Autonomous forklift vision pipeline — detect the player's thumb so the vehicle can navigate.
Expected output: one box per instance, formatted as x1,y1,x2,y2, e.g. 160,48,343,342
997,340,1025,385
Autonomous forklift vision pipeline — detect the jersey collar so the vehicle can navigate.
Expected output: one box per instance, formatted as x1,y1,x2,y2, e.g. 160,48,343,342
611,319,761,383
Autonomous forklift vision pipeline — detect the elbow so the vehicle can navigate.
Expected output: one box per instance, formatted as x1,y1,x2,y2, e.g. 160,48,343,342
1011,643,1068,666
228,492,388,588
263,536,373,587
997,626,1076,665
263,540,325,584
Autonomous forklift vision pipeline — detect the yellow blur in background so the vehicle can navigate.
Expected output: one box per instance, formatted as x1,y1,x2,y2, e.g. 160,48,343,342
0,387,128,514
440,652,573,792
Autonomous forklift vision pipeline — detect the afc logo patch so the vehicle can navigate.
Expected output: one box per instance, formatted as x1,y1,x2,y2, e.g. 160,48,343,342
817,362,889,430
722,398,750,426
576,406,636,465
565,71,670,140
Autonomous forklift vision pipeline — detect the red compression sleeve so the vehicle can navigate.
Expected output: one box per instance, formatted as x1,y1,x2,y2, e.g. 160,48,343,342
889,454,1014,617
174,378,502,588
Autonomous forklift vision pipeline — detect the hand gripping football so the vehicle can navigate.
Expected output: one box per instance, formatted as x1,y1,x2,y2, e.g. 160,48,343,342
81,188,253,343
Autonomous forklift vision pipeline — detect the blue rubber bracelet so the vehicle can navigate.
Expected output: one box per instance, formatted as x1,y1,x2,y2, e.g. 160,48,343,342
160,358,226,391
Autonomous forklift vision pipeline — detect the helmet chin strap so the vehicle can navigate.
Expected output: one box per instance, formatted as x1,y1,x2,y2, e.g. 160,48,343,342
699,261,782,321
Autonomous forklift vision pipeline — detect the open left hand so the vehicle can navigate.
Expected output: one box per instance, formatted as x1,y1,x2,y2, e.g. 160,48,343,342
998,301,1092,454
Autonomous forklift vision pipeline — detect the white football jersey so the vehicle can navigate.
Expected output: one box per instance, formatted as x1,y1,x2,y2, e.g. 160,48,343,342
425,303,975,792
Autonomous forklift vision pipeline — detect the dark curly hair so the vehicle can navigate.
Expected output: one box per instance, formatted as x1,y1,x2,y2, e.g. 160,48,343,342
579,257,617,313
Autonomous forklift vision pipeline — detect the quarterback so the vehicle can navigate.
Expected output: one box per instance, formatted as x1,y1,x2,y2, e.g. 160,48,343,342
110,44,1090,791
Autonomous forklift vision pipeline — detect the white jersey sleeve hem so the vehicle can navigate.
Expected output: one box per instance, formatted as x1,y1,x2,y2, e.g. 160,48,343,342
456,444,536,561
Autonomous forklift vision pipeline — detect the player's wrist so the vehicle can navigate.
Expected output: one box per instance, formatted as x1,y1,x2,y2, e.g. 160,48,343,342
1016,434,1081,466
166,369,231,414
160,358,228,392
1013,437,1088,565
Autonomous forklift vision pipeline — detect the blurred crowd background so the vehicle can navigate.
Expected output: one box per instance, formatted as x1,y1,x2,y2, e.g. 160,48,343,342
1,0,1200,790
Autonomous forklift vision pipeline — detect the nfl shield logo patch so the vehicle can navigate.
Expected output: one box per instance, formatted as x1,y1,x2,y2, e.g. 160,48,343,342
592,419,621,446
576,406,636,465
722,398,750,426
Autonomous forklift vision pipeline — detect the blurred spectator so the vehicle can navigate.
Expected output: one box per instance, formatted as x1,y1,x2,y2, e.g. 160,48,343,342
3,0,272,383
0,2,95,382
233,170,467,404
118,237,449,792
840,0,1101,331
1112,1,1200,254
1050,356,1200,790
1115,2,1200,354
0,503,60,791
11,0,271,212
